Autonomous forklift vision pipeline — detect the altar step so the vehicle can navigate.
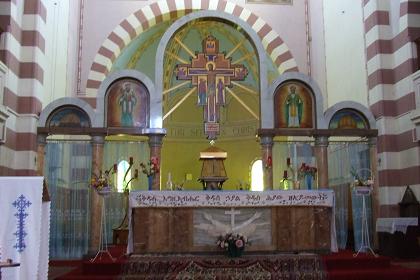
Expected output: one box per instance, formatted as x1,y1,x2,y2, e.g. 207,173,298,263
322,250,420,280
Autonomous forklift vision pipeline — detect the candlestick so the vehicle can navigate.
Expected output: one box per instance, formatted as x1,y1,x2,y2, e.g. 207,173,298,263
287,157,290,166
134,169,138,178
129,157,133,165
283,170,288,179
113,164,117,172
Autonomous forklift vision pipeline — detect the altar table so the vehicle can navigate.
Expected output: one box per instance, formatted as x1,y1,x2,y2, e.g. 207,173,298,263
128,190,337,254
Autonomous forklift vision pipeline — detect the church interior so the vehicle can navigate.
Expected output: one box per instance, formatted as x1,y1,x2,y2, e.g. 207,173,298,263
1,0,420,279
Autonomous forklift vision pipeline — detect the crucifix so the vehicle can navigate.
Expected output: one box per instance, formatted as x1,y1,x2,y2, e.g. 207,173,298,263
175,35,248,140
225,207,241,232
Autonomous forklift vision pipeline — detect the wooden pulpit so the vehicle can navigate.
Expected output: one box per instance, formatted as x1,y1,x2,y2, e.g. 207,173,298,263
198,146,228,190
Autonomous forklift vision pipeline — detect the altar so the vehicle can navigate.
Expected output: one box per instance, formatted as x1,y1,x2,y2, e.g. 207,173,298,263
128,190,337,254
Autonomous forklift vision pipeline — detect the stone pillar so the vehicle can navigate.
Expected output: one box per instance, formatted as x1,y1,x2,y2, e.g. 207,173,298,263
36,134,47,175
260,135,274,190
89,135,104,253
314,136,329,188
369,137,380,248
148,133,165,190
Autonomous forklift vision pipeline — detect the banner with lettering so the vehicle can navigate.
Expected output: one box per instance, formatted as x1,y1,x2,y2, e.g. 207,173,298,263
129,190,334,208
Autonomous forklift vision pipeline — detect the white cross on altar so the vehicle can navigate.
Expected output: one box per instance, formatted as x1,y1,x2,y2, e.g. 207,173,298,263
225,207,241,231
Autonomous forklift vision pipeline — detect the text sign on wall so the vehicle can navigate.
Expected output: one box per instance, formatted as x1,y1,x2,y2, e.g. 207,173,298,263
130,190,334,208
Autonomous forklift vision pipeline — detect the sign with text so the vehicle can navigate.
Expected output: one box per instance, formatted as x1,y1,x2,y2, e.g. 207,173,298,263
130,190,334,208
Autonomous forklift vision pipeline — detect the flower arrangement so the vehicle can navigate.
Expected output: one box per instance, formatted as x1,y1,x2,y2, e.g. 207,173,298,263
139,156,160,177
216,233,249,257
350,167,373,187
90,165,116,193
298,163,317,179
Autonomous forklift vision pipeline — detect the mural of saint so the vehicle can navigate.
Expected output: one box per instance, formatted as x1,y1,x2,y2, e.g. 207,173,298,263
284,85,303,127
118,82,137,126
106,79,149,128
198,78,207,105
274,81,314,128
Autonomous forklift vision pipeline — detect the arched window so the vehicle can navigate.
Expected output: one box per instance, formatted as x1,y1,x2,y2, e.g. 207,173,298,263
251,159,263,191
117,160,130,193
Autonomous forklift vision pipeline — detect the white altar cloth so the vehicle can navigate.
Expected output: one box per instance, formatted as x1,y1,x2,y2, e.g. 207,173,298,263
0,177,49,280
128,190,337,253
129,190,334,208
376,217,418,234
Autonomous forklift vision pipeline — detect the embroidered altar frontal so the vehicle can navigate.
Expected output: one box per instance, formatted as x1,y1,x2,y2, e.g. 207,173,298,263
129,190,334,254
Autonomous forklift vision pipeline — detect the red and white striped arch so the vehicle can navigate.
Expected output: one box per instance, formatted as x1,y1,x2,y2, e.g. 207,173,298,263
85,0,298,96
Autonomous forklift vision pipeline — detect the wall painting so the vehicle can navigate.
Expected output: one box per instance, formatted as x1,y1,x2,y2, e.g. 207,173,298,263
47,106,90,128
106,79,149,128
274,81,314,128
329,109,369,129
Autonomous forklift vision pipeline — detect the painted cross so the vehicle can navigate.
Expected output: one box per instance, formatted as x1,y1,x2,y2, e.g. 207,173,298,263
175,35,248,140
12,194,32,253
225,207,241,232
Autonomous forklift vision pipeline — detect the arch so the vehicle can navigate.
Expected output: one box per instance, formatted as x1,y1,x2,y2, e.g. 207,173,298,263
96,69,155,128
324,101,377,130
268,72,327,129
85,0,298,95
156,10,269,129
38,97,97,127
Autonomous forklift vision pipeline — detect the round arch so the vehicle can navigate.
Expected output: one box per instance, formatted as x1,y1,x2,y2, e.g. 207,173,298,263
38,97,97,127
324,101,377,130
268,72,327,129
96,69,155,127
85,0,298,96
155,10,271,129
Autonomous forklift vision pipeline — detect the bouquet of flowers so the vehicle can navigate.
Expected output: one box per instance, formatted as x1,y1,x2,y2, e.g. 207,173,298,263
216,233,248,257
90,170,113,193
140,156,160,177
298,163,317,179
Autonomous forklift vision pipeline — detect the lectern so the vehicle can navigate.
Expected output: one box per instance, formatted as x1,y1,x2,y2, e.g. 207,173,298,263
198,146,228,190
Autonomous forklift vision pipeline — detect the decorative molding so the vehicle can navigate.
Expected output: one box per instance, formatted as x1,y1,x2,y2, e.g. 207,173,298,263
324,101,377,130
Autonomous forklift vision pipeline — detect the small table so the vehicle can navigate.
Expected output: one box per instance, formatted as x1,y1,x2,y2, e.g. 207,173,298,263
376,217,419,258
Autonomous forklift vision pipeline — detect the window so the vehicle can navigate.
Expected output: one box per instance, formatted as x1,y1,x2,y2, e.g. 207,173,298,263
251,159,263,191
117,160,130,193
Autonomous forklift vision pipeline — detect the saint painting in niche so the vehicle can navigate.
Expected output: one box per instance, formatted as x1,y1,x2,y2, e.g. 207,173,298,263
274,81,314,128
284,85,303,127
118,82,137,126
106,79,148,128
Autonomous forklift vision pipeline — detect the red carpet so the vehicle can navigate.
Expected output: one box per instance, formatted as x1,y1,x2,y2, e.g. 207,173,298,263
54,247,420,280
322,250,420,280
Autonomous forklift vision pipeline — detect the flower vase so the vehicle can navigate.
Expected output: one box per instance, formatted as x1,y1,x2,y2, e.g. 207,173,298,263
227,245,242,258
147,175,153,191
305,174,312,190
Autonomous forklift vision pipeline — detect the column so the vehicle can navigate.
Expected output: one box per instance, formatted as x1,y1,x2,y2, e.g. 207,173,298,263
314,136,329,188
148,133,165,190
260,135,273,190
36,134,47,175
89,135,104,253
368,137,380,248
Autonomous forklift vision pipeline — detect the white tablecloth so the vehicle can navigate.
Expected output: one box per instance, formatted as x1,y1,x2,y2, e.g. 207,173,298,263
376,217,418,234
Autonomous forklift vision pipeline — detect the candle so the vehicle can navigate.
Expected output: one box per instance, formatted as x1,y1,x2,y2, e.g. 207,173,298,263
287,157,290,166
283,170,288,178
129,157,133,165
113,164,117,172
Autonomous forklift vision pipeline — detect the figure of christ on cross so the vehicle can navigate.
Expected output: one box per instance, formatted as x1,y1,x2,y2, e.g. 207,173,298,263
174,35,248,139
